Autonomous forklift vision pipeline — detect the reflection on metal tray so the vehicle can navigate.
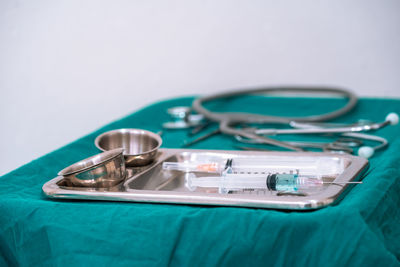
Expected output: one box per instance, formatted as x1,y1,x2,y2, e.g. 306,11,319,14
42,149,368,210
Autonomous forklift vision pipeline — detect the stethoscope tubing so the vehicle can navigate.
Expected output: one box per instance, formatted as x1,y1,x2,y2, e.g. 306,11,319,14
192,86,358,151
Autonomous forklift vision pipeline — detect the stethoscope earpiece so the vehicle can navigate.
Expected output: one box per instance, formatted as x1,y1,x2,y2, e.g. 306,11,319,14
386,113,399,126
357,146,374,158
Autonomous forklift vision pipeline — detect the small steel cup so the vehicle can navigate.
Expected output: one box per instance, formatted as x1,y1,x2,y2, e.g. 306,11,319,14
58,148,126,188
95,129,162,167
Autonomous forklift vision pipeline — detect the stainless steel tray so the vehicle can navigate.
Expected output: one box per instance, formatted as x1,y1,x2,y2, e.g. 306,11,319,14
42,149,368,210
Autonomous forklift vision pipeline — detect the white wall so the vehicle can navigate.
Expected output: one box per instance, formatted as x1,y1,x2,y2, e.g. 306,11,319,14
1,0,400,175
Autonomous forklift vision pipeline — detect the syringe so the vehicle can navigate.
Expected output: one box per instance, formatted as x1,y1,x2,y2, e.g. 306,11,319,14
163,161,223,173
163,157,344,176
185,173,361,194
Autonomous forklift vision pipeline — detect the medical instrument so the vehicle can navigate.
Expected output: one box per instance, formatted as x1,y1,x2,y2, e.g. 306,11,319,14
191,87,358,151
95,129,162,167
235,128,394,158
45,148,369,210
162,106,205,129
182,128,221,147
162,156,345,176
189,121,214,135
234,136,361,153
253,113,398,135
289,118,398,158
186,87,398,157
234,113,398,157
185,172,362,194
58,148,126,188
342,133,389,158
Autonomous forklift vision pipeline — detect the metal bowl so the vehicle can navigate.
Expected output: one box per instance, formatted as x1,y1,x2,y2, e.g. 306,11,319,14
58,148,126,188
95,129,162,167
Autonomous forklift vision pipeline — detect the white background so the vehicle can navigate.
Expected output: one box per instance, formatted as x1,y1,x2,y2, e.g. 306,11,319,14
1,0,400,175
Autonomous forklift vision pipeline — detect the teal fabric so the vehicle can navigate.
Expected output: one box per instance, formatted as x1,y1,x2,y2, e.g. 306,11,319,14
1,96,400,267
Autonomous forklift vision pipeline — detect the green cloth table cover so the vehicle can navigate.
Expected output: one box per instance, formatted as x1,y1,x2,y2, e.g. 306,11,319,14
1,96,400,267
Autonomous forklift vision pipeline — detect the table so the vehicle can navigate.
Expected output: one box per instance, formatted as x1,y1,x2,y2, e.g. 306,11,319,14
1,96,399,266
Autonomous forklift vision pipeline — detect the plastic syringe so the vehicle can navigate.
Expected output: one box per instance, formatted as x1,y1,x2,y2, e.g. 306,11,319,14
185,173,361,194
163,157,344,176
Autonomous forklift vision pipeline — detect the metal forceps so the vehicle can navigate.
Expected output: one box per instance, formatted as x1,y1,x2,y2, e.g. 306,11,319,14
235,113,398,157
235,135,362,154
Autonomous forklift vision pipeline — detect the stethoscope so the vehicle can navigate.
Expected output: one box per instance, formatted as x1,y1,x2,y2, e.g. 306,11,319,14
164,87,398,158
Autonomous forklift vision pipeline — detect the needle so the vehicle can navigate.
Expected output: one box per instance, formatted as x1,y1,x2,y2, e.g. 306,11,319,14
323,181,363,184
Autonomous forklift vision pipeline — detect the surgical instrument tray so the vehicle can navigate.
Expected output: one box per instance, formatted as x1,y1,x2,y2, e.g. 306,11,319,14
42,149,368,210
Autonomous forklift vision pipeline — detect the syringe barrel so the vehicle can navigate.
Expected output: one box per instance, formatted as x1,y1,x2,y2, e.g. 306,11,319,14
188,175,267,190
164,156,344,177
187,173,324,193
162,161,225,173
230,157,344,176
